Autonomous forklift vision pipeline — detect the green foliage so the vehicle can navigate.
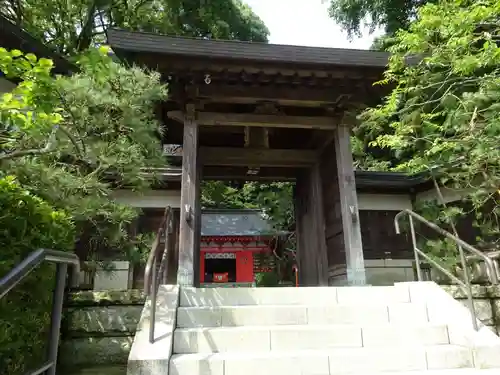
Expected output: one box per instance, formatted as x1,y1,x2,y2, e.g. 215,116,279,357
0,0,269,55
0,176,75,374
328,0,435,38
358,0,500,261
255,272,280,287
1,47,166,263
201,181,294,231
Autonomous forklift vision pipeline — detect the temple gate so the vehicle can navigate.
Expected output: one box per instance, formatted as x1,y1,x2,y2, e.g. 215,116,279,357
108,29,388,287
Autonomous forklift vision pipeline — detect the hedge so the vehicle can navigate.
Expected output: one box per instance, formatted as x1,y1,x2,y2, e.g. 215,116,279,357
0,176,75,374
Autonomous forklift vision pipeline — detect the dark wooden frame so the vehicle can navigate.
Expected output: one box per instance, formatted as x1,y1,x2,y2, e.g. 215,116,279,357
108,30,394,286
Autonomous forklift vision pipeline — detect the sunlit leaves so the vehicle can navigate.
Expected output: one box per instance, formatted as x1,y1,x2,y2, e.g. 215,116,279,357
0,47,166,269
357,0,500,258
1,0,269,55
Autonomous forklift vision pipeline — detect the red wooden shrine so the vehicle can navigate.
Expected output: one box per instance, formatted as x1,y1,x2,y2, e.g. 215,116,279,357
200,235,272,286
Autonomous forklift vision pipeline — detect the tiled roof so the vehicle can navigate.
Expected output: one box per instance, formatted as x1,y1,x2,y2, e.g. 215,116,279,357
107,29,390,69
201,209,274,236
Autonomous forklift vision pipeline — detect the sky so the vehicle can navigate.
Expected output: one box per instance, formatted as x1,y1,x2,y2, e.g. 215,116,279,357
244,0,382,50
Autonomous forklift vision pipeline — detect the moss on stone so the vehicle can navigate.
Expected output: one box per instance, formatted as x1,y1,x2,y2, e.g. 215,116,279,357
68,290,146,306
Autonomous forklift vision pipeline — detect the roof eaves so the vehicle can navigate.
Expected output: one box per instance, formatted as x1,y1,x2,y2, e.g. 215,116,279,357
107,28,390,69
0,14,76,77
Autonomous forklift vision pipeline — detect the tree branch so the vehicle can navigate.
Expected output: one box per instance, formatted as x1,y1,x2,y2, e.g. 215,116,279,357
0,125,59,160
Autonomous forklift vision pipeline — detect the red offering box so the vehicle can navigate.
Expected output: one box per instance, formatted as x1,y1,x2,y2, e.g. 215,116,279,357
213,273,229,283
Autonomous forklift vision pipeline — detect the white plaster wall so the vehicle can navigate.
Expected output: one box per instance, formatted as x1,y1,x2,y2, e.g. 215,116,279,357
357,193,412,211
416,186,474,204
0,77,16,94
93,261,131,291
112,189,181,208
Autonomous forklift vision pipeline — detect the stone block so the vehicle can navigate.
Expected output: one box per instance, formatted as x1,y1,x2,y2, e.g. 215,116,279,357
64,365,127,375
179,286,338,307
223,352,330,375
492,299,500,323
221,305,308,326
362,324,449,347
67,306,142,333
270,325,362,350
388,302,429,324
68,289,146,306
486,285,500,298
169,353,224,375
177,307,222,328
397,282,500,348
127,285,179,375
94,261,131,291
441,285,489,299
473,344,500,368
127,359,169,375
174,327,271,353
459,299,493,326
328,347,427,373
60,336,133,366
307,304,389,325
336,285,410,304
426,345,473,370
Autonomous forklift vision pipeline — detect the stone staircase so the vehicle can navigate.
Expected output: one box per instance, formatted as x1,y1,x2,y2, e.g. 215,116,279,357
128,282,500,375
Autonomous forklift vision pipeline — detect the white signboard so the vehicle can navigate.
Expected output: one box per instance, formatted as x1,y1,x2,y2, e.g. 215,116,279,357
205,252,236,259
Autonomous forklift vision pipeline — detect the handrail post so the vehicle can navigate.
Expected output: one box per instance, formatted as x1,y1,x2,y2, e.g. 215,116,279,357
149,255,158,344
46,263,68,375
408,215,423,281
395,209,479,330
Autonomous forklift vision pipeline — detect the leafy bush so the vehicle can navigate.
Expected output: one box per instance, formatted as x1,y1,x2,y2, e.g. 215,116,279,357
255,272,280,287
0,176,75,374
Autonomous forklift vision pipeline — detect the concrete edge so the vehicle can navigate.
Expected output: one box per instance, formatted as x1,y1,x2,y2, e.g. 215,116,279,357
395,282,500,349
127,285,180,375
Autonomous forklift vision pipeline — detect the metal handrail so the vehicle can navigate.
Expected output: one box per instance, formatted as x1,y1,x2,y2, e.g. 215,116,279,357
395,209,498,331
0,248,80,375
143,206,173,343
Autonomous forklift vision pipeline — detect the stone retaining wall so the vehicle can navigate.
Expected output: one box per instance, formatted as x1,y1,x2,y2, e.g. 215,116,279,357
60,290,146,370
441,284,500,334
60,285,500,369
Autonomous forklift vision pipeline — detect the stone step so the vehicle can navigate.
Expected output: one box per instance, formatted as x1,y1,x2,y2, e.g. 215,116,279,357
176,302,429,328
173,324,450,353
169,345,474,375
179,285,410,307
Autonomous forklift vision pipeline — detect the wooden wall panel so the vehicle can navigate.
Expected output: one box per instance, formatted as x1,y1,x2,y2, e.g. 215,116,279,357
359,210,413,260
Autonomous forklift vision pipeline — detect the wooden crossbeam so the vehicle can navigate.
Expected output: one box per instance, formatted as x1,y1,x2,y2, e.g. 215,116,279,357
203,166,297,181
196,83,350,106
167,111,336,129
199,147,317,167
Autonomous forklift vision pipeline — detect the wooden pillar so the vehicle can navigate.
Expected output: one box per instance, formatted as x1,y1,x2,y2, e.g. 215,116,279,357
166,210,180,284
334,125,366,285
294,178,307,285
310,163,329,285
294,167,328,286
177,104,201,286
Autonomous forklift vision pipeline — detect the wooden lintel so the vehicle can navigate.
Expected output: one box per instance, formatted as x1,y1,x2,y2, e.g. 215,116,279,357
197,83,352,106
167,110,336,129
199,147,317,167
